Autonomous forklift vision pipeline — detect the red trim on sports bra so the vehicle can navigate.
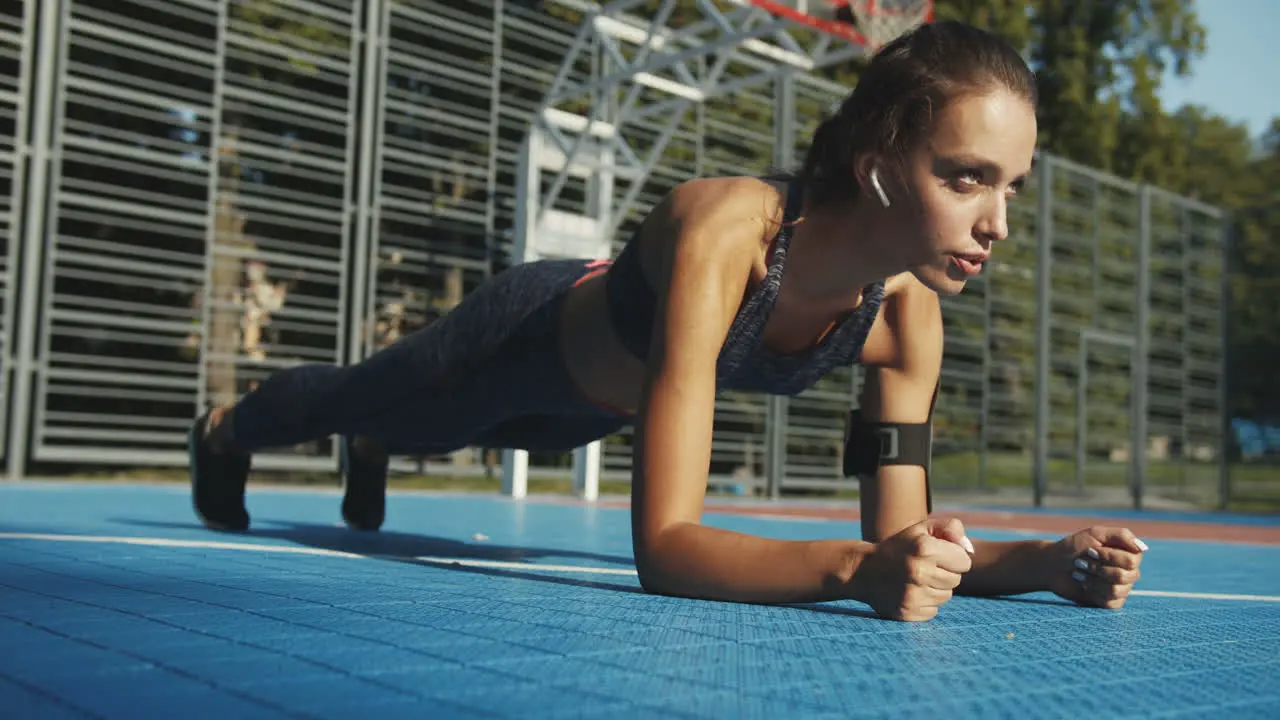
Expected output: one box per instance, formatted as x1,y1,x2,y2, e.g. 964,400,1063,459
573,259,614,288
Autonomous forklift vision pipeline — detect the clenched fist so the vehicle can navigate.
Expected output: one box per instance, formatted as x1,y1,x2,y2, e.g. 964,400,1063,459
854,517,975,622
1046,526,1147,609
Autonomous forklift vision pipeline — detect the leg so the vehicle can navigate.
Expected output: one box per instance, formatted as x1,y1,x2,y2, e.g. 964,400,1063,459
191,344,453,532
334,403,625,534
189,344,461,532
215,346,455,454
189,258,628,531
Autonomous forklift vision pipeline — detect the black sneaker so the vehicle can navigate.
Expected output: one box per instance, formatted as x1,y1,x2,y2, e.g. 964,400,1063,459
340,435,387,532
189,412,251,531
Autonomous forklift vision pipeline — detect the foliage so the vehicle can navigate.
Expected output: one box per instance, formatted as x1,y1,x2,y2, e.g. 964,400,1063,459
1223,120,1280,419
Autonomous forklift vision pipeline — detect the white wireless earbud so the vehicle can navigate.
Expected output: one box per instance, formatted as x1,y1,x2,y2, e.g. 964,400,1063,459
869,167,891,208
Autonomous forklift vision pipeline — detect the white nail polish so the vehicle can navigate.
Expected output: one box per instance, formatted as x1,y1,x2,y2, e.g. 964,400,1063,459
1072,570,1087,582
1086,547,1100,560
1074,558,1090,571
1136,539,1149,552
961,536,975,554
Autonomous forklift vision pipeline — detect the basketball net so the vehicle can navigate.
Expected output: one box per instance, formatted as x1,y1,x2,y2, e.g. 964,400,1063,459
844,0,934,50
758,0,935,51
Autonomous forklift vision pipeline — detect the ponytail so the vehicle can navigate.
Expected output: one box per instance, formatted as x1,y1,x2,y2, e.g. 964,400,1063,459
798,114,858,205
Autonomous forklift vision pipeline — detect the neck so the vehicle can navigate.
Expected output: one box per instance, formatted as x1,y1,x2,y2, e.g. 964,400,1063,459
787,196,900,306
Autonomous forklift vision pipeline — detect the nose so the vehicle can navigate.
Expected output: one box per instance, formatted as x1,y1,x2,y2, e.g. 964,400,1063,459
975,192,1009,244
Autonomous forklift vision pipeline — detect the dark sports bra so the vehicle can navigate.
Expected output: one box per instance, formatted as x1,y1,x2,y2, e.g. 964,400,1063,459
603,180,886,396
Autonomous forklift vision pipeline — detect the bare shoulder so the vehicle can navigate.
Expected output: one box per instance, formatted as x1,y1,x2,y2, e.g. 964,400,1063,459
638,176,784,284
652,177,780,246
880,272,943,327
861,272,942,369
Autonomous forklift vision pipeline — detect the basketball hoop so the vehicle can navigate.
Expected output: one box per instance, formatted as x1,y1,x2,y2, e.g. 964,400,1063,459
846,0,934,50
747,0,934,52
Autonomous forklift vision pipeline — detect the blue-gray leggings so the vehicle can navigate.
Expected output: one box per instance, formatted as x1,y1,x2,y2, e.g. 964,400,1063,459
228,259,631,455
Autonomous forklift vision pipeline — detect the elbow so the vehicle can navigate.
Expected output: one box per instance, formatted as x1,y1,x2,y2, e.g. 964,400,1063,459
631,526,685,597
636,564,691,599
633,543,673,596
635,564,670,596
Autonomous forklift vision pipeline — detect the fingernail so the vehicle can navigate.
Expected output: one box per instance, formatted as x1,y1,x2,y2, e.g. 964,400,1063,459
1086,547,1100,559
1074,558,1090,571
1072,570,1087,583
961,535,975,554
1136,539,1149,552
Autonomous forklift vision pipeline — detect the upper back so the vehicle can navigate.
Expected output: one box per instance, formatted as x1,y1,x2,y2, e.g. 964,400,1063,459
606,176,888,395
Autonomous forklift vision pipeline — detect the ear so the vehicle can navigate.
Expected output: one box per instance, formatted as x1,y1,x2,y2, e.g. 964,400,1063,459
854,153,894,209
852,153,878,193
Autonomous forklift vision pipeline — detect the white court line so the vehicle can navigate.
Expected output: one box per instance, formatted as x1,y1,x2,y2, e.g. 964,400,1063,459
0,532,368,558
3,532,1279,601
1129,590,1280,602
0,532,636,576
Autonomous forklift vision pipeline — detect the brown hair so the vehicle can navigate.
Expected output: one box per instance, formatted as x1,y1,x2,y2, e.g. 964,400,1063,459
797,20,1037,206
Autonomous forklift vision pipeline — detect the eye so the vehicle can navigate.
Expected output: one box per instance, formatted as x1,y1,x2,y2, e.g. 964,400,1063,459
949,170,983,192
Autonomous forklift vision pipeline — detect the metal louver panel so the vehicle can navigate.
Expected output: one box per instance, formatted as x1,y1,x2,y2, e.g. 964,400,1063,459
32,0,360,468
0,1,32,463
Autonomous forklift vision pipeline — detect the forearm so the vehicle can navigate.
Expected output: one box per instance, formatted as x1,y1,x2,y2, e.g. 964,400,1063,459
858,467,930,542
955,538,1053,597
636,522,873,605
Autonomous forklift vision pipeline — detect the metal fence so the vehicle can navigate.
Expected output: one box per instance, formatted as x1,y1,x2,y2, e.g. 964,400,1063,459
2,0,1232,508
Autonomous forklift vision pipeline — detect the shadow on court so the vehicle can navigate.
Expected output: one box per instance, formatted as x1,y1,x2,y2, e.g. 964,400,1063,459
108,519,1075,616
115,518,649,595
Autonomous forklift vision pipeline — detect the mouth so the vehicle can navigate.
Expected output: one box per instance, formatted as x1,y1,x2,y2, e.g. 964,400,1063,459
950,252,988,277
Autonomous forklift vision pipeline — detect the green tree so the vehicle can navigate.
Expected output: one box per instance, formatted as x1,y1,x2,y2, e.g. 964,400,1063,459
935,0,1034,49
1161,106,1256,205
1226,119,1280,420
1150,108,1279,423
1029,0,1206,178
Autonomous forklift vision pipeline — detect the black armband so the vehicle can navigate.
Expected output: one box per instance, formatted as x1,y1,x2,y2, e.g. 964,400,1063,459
842,413,933,478
842,383,940,511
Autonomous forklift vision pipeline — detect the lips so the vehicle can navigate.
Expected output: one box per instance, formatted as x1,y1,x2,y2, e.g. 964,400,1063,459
951,253,987,276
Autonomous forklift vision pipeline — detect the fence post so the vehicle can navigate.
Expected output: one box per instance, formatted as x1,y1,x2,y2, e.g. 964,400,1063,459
1132,185,1152,510
7,0,61,480
348,0,385,368
1,0,35,472
485,0,505,278
1218,213,1233,510
194,0,230,420
979,255,991,489
1032,154,1053,507
764,71,796,500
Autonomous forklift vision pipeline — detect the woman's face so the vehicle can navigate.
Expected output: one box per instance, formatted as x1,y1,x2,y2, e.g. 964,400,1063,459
884,88,1037,295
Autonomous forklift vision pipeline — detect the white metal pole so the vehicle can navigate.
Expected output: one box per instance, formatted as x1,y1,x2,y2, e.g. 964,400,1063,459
8,0,62,480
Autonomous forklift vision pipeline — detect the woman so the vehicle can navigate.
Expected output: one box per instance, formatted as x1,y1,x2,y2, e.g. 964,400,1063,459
189,20,1146,622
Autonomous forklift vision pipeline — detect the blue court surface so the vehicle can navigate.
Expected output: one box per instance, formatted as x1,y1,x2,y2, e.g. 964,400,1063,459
2,480,1278,719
